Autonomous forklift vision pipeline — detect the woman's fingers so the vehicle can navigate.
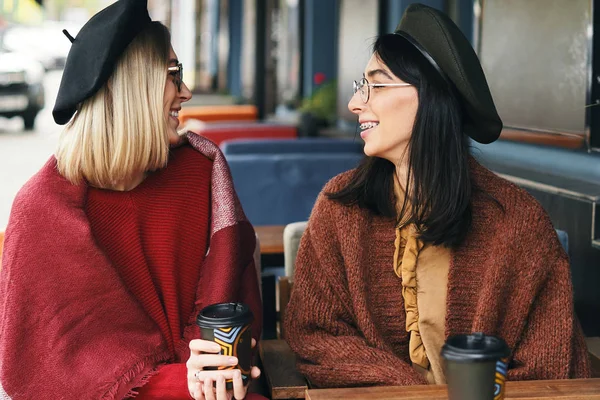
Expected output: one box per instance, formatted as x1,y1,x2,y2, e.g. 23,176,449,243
250,366,261,379
190,339,222,354
187,337,257,400
215,375,228,400
232,369,247,400
191,381,204,400
192,369,254,400
193,369,244,382
204,378,216,400
187,354,238,370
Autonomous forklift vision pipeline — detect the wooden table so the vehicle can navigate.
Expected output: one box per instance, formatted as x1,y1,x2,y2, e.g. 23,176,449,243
588,337,600,378
260,339,307,399
305,379,600,399
255,225,285,255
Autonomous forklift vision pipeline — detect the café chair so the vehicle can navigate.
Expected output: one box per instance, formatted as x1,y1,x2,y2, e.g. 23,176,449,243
278,221,307,339
284,221,307,279
178,104,258,125
187,121,297,147
556,228,569,257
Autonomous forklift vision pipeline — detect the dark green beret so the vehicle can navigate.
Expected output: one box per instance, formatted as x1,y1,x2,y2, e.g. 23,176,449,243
53,0,151,125
395,3,502,144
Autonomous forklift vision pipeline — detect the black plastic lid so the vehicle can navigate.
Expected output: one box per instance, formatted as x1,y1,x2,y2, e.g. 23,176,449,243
441,333,510,363
196,303,254,328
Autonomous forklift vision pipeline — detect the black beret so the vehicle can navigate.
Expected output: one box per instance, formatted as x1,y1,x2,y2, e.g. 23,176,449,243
395,3,502,144
53,0,151,125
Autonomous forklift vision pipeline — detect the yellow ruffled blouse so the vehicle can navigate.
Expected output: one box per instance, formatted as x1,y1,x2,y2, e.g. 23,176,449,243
393,224,450,384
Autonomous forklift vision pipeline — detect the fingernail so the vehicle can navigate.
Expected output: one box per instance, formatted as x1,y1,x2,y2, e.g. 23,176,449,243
229,357,238,365
212,344,221,352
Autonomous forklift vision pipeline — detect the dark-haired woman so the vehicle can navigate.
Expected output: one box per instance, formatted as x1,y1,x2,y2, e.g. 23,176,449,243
284,3,590,388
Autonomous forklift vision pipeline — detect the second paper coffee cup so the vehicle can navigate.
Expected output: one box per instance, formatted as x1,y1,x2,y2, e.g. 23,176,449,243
196,302,254,389
441,332,510,400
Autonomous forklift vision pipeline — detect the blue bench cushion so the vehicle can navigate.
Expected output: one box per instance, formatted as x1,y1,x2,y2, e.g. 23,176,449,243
222,138,364,156
228,153,363,225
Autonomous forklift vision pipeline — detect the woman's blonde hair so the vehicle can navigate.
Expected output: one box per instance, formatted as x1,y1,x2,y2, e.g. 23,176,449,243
56,22,172,188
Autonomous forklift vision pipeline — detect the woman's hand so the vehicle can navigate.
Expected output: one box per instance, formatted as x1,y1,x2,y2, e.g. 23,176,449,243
187,338,261,400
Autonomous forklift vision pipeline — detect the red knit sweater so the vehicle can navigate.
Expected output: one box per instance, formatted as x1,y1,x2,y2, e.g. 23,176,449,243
284,158,591,388
86,145,212,397
86,145,211,358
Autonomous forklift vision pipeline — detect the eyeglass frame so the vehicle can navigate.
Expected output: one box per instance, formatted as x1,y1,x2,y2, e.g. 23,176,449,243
352,77,412,103
167,62,183,92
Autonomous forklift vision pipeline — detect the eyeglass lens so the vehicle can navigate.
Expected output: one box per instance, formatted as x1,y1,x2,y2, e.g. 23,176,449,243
353,78,369,103
175,64,183,92
169,64,183,92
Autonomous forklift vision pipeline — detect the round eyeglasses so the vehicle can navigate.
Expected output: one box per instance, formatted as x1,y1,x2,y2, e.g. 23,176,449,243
168,62,184,92
352,77,412,103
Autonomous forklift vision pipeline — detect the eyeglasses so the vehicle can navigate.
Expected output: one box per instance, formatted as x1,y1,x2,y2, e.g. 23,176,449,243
167,63,183,92
353,77,412,103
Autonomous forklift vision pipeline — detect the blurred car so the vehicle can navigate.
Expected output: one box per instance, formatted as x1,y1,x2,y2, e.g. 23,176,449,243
2,22,80,71
0,48,45,130
40,21,81,70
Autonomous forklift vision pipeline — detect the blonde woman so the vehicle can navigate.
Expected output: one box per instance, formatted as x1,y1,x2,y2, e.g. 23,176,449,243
0,1,264,399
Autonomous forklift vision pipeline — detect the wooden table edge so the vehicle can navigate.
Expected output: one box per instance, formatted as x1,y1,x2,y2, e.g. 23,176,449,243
305,378,600,400
255,225,285,255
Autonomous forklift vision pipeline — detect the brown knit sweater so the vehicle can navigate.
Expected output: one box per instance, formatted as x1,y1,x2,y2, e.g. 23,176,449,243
284,158,591,388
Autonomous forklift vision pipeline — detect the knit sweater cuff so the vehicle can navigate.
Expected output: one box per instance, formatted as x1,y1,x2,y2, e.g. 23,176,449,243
296,338,428,388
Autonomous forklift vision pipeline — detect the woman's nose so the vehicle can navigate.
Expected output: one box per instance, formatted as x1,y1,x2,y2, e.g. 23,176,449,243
180,82,192,102
348,91,365,115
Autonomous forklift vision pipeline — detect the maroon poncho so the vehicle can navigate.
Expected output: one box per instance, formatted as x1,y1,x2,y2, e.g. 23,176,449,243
0,134,262,399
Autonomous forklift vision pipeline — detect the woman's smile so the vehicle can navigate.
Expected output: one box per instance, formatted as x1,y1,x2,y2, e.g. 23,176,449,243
359,120,379,139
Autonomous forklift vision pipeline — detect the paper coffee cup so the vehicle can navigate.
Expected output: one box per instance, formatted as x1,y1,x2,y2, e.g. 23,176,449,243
441,332,510,400
196,302,254,389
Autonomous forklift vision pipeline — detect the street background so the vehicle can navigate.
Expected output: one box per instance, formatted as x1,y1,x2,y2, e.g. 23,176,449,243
0,70,62,230
0,70,233,231
0,0,235,231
